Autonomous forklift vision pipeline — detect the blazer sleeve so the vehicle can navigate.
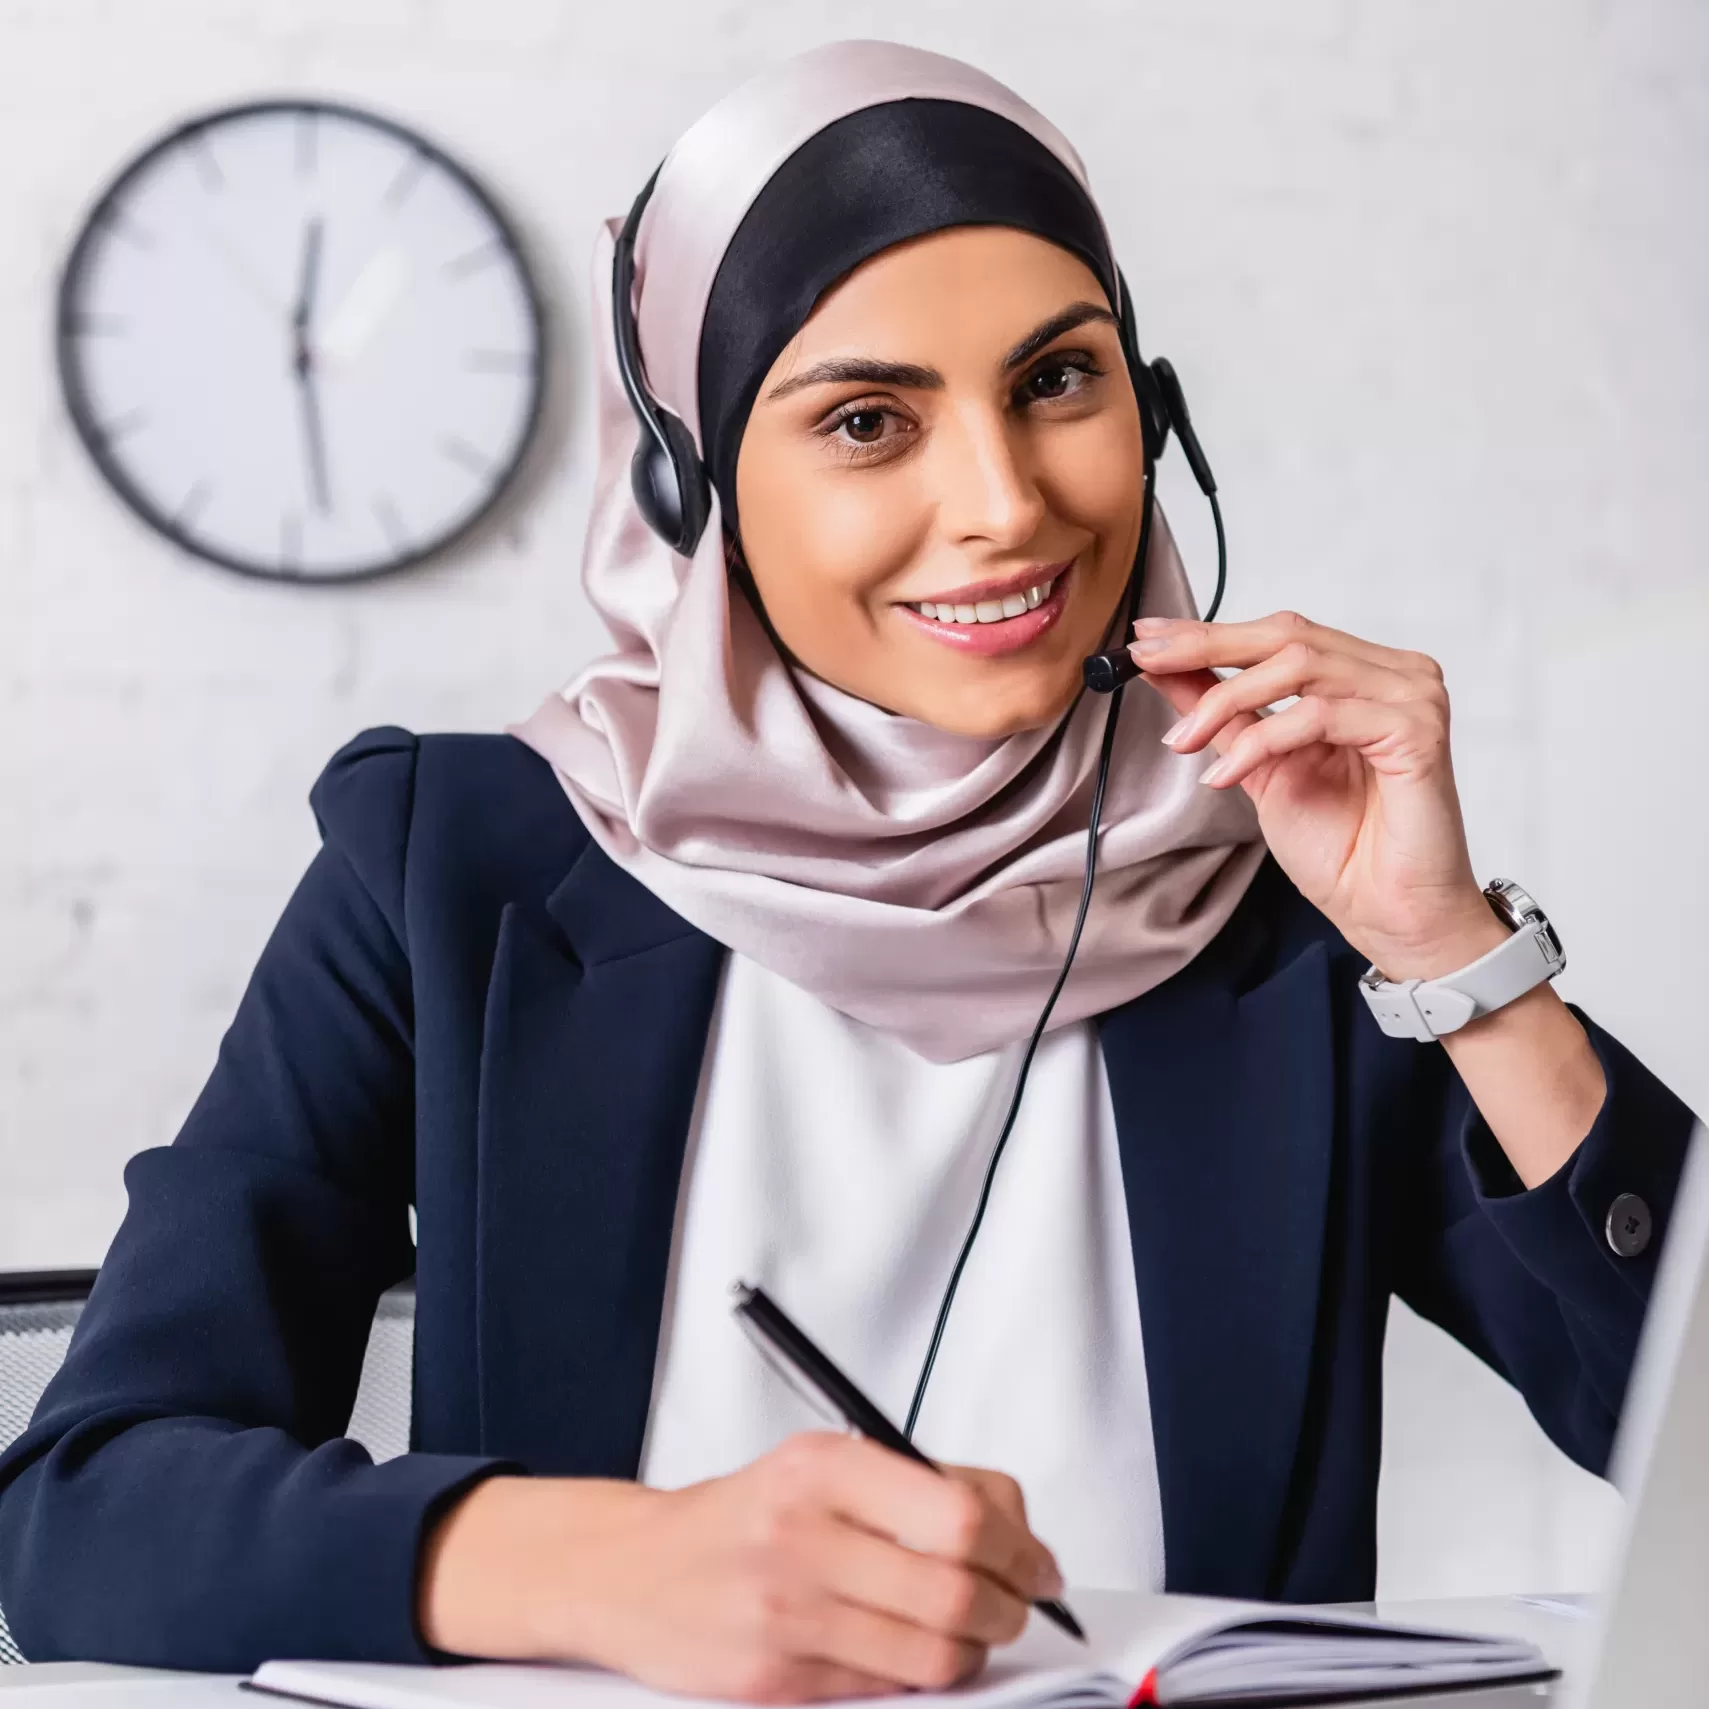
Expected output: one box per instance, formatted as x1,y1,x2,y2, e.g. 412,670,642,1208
0,728,511,1671
1391,993,1701,1475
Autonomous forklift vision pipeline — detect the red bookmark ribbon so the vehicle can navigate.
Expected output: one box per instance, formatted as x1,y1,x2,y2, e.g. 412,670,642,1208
1127,1668,1160,1707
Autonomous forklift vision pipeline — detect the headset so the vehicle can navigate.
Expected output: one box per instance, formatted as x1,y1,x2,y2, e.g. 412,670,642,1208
613,169,1228,1437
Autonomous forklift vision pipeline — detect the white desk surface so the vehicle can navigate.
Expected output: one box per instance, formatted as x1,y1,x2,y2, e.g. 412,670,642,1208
0,1595,1590,1707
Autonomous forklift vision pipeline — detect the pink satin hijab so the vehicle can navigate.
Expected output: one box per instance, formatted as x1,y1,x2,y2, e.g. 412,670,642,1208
513,40,1267,1063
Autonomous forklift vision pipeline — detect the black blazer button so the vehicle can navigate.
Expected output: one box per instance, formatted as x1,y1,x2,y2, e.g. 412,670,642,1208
1605,1192,1653,1258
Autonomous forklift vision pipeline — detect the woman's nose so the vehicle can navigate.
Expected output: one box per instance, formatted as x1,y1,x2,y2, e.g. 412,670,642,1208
933,404,1047,551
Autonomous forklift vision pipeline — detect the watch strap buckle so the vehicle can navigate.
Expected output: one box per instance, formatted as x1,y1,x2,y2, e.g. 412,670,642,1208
1360,970,1478,1042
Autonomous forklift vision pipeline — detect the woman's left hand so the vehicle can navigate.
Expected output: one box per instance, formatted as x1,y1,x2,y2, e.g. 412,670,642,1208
1131,610,1508,982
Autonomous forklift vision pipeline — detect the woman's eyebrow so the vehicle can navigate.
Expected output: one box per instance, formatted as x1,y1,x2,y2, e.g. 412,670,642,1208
1002,302,1118,370
762,300,1117,401
766,357,942,400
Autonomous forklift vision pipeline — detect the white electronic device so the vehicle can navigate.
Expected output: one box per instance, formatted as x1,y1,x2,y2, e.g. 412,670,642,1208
1568,1117,1709,1708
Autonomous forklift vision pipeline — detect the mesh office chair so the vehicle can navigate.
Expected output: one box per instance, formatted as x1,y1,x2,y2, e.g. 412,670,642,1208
0,1271,416,1665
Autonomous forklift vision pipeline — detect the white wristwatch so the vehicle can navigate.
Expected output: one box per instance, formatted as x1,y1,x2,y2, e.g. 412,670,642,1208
1358,878,1566,1042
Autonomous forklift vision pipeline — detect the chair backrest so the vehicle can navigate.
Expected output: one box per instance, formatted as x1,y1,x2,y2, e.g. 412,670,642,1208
0,1273,416,1664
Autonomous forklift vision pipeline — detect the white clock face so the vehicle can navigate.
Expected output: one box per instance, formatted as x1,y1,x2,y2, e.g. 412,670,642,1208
59,102,543,580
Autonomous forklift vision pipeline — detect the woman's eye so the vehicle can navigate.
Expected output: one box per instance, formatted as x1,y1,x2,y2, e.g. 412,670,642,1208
821,404,909,456
1018,359,1097,404
841,410,888,443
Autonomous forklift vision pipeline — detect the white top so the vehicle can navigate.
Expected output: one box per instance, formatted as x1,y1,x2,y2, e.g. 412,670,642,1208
637,952,1165,1593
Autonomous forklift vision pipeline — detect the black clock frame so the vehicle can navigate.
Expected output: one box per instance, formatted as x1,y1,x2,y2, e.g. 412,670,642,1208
56,98,547,584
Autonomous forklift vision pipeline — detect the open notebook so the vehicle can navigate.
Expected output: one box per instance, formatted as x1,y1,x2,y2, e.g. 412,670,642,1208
247,1588,1555,1708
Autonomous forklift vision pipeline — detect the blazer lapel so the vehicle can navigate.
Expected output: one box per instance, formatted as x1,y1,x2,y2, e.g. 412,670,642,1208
474,840,724,1473
1100,890,1335,1598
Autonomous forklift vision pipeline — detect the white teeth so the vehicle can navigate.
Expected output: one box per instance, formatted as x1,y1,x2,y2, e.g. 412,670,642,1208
912,575,1058,623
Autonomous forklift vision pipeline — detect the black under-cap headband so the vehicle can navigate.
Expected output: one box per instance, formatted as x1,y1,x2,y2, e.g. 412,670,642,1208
697,98,1119,535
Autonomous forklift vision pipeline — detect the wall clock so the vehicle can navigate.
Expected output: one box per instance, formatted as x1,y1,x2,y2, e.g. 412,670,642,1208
57,101,545,582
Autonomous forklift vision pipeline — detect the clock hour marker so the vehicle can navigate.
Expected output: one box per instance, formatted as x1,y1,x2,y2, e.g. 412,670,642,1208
465,349,533,375
440,435,497,479
97,407,149,443
296,111,318,177
174,480,213,530
443,237,506,280
383,147,428,210
187,133,224,193
373,494,410,553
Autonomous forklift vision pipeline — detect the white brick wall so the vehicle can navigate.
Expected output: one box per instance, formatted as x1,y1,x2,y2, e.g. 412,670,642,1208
2,0,1704,1601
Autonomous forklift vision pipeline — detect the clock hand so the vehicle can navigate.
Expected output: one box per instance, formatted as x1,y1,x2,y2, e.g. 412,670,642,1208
292,216,323,337
295,375,332,517
291,218,332,514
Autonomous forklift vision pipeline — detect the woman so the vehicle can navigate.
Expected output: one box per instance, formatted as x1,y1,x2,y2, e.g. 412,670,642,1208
0,39,1696,1700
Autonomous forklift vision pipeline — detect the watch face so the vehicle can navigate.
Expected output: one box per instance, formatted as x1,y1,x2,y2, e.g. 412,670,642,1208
1484,878,1564,968
57,101,544,581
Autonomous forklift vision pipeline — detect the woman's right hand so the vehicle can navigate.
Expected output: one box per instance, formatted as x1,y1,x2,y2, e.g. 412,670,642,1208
418,1431,1064,1702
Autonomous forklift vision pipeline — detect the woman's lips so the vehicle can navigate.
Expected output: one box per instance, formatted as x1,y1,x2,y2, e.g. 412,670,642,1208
896,562,1074,658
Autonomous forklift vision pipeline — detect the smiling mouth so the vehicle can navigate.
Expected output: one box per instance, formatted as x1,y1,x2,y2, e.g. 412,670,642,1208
907,569,1063,625
895,560,1076,658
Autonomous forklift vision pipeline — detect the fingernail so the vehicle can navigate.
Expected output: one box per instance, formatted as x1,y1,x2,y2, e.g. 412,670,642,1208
1201,756,1233,786
1132,636,1171,656
1161,715,1194,747
1035,1559,1065,1599
1132,616,1173,634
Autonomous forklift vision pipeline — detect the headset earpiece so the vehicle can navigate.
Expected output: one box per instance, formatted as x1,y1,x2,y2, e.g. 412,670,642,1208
613,169,714,557
630,406,710,553
630,439,679,542
1147,356,1217,498
1114,273,1216,501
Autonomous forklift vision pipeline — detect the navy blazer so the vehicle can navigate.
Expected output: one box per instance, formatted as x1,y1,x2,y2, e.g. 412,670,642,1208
0,727,1697,1671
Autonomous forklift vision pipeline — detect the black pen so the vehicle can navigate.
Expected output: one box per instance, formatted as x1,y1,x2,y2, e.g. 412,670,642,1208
730,1281,1085,1643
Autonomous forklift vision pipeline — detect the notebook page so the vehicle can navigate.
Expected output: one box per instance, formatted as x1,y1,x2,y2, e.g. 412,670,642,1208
1009,1590,1552,1703
248,1656,1117,1709
251,1660,664,1709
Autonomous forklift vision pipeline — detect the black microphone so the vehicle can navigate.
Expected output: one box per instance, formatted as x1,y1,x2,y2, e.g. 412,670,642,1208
1083,648,1141,694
